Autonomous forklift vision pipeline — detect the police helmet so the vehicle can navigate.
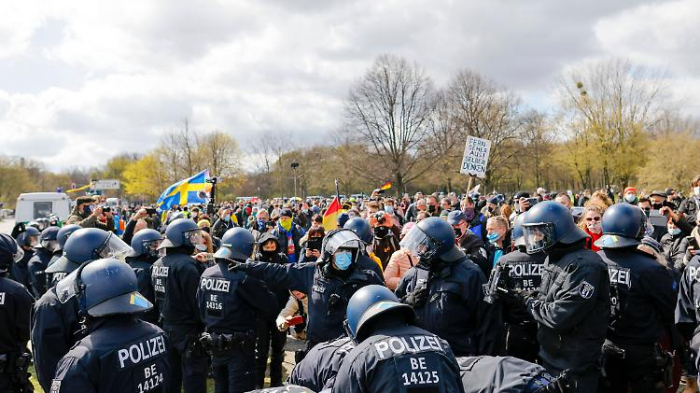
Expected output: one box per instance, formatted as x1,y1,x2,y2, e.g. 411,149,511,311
400,217,463,262
521,201,588,255
0,234,24,272
56,224,81,251
46,228,132,274
39,226,60,252
213,227,255,262
345,285,414,342
159,218,201,249
512,212,528,248
127,229,163,258
343,218,373,244
322,229,363,263
17,226,41,248
79,258,152,317
594,203,646,249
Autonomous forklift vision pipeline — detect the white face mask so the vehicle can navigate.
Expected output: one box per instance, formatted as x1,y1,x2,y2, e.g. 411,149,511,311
694,186,700,196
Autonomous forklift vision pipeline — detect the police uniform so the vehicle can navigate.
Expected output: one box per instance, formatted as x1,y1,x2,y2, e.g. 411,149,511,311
51,317,170,393
458,356,559,393
9,248,33,289
127,256,159,325
331,324,465,393
242,262,384,348
31,269,85,391
496,249,546,362
197,261,278,393
675,254,700,380
287,336,355,392
597,247,675,392
27,246,54,298
395,255,494,356
44,259,80,290
523,242,610,392
151,250,207,393
0,275,34,392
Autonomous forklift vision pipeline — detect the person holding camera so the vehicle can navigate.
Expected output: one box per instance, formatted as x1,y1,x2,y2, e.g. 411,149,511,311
65,196,114,231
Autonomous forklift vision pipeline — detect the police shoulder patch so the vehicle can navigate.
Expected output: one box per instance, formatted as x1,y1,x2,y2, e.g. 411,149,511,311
579,280,595,299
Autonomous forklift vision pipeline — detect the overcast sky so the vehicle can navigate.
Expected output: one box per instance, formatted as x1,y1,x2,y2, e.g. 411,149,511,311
1,0,698,171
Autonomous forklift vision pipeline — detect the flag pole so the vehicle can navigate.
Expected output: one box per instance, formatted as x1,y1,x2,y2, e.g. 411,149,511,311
334,179,340,200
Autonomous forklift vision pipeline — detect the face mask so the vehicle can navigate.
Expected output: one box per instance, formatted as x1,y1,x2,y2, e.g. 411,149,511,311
487,206,494,213
651,203,663,210
487,232,500,243
463,208,476,222
334,251,353,270
428,205,436,213
280,218,292,231
695,186,700,196
624,194,637,203
374,226,390,238
223,214,231,222
643,208,651,217
454,227,463,238
257,220,266,229
195,244,207,252
384,206,394,214
84,205,93,214
668,227,681,236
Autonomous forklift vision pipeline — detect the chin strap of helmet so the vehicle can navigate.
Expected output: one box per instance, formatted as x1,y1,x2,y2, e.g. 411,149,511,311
73,261,91,337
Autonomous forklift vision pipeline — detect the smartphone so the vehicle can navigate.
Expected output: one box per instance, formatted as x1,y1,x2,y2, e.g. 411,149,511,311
287,315,305,326
526,197,538,206
307,238,323,252
687,236,699,249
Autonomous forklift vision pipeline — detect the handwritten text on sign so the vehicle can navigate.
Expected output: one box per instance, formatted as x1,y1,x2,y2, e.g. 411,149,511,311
460,136,491,178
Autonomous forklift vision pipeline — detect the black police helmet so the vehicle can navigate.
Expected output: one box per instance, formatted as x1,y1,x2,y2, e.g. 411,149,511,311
594,203,646,249
321,229,363,263
0,234,24,272
214,227,255,262
400,217,463,262
46,228,132,274
345,285,414,342
343,218,373,244
127,229,163,258
57,224,81,251
521,201,588,254
159,218,200,249
80,258,152,317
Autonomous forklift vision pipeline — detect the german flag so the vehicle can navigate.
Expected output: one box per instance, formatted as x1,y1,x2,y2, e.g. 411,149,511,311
323,196,342,231
379,181,392,191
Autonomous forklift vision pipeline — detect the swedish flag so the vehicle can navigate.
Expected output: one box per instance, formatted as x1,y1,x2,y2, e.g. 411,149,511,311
156,169,210,212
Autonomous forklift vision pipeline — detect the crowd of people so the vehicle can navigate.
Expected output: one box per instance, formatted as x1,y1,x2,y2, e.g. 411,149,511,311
1,173,700,392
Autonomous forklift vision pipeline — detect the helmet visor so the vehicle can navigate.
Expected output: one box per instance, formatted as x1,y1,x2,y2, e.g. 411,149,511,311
96,234,132,261
324,230,362,256
522,223,555,254
143,238,163,258
399,226,440,259
184,229,203,248
12,247,25,263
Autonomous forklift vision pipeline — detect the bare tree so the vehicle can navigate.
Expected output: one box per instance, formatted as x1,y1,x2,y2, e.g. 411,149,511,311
198,131,242,178
446,70,523,188
344,54,437,193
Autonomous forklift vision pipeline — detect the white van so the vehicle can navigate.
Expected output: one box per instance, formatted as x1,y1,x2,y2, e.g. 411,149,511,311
15,192,72,223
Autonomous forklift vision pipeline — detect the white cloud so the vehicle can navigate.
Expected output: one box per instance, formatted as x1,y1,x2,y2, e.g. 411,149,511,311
0,0,697,171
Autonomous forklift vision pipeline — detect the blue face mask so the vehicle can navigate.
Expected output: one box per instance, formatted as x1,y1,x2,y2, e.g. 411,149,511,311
487,232,500,243
668,227,682,236
334,251,353,270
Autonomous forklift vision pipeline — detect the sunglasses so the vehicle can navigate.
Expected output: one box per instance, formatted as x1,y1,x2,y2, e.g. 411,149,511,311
585,217,601,222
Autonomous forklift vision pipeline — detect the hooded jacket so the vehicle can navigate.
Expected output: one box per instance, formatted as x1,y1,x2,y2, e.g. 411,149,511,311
255,232,292,314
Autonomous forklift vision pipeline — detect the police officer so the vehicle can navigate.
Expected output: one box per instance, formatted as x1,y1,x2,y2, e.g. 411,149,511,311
9,226,39,289
0,234,34,392
487,212,546,362
515,201,610,393
677,238,700,393
151,218,207,393
458,356,565,393
31,228,132,391
27,226,60,298
287,335,355,391
594,203,676,392
232,229,384,350
343,217,387,278
396,217,495,356
198,228,278,393
50,224,81,266
332,285,465,392
50,258,170,392
126,229,163,324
